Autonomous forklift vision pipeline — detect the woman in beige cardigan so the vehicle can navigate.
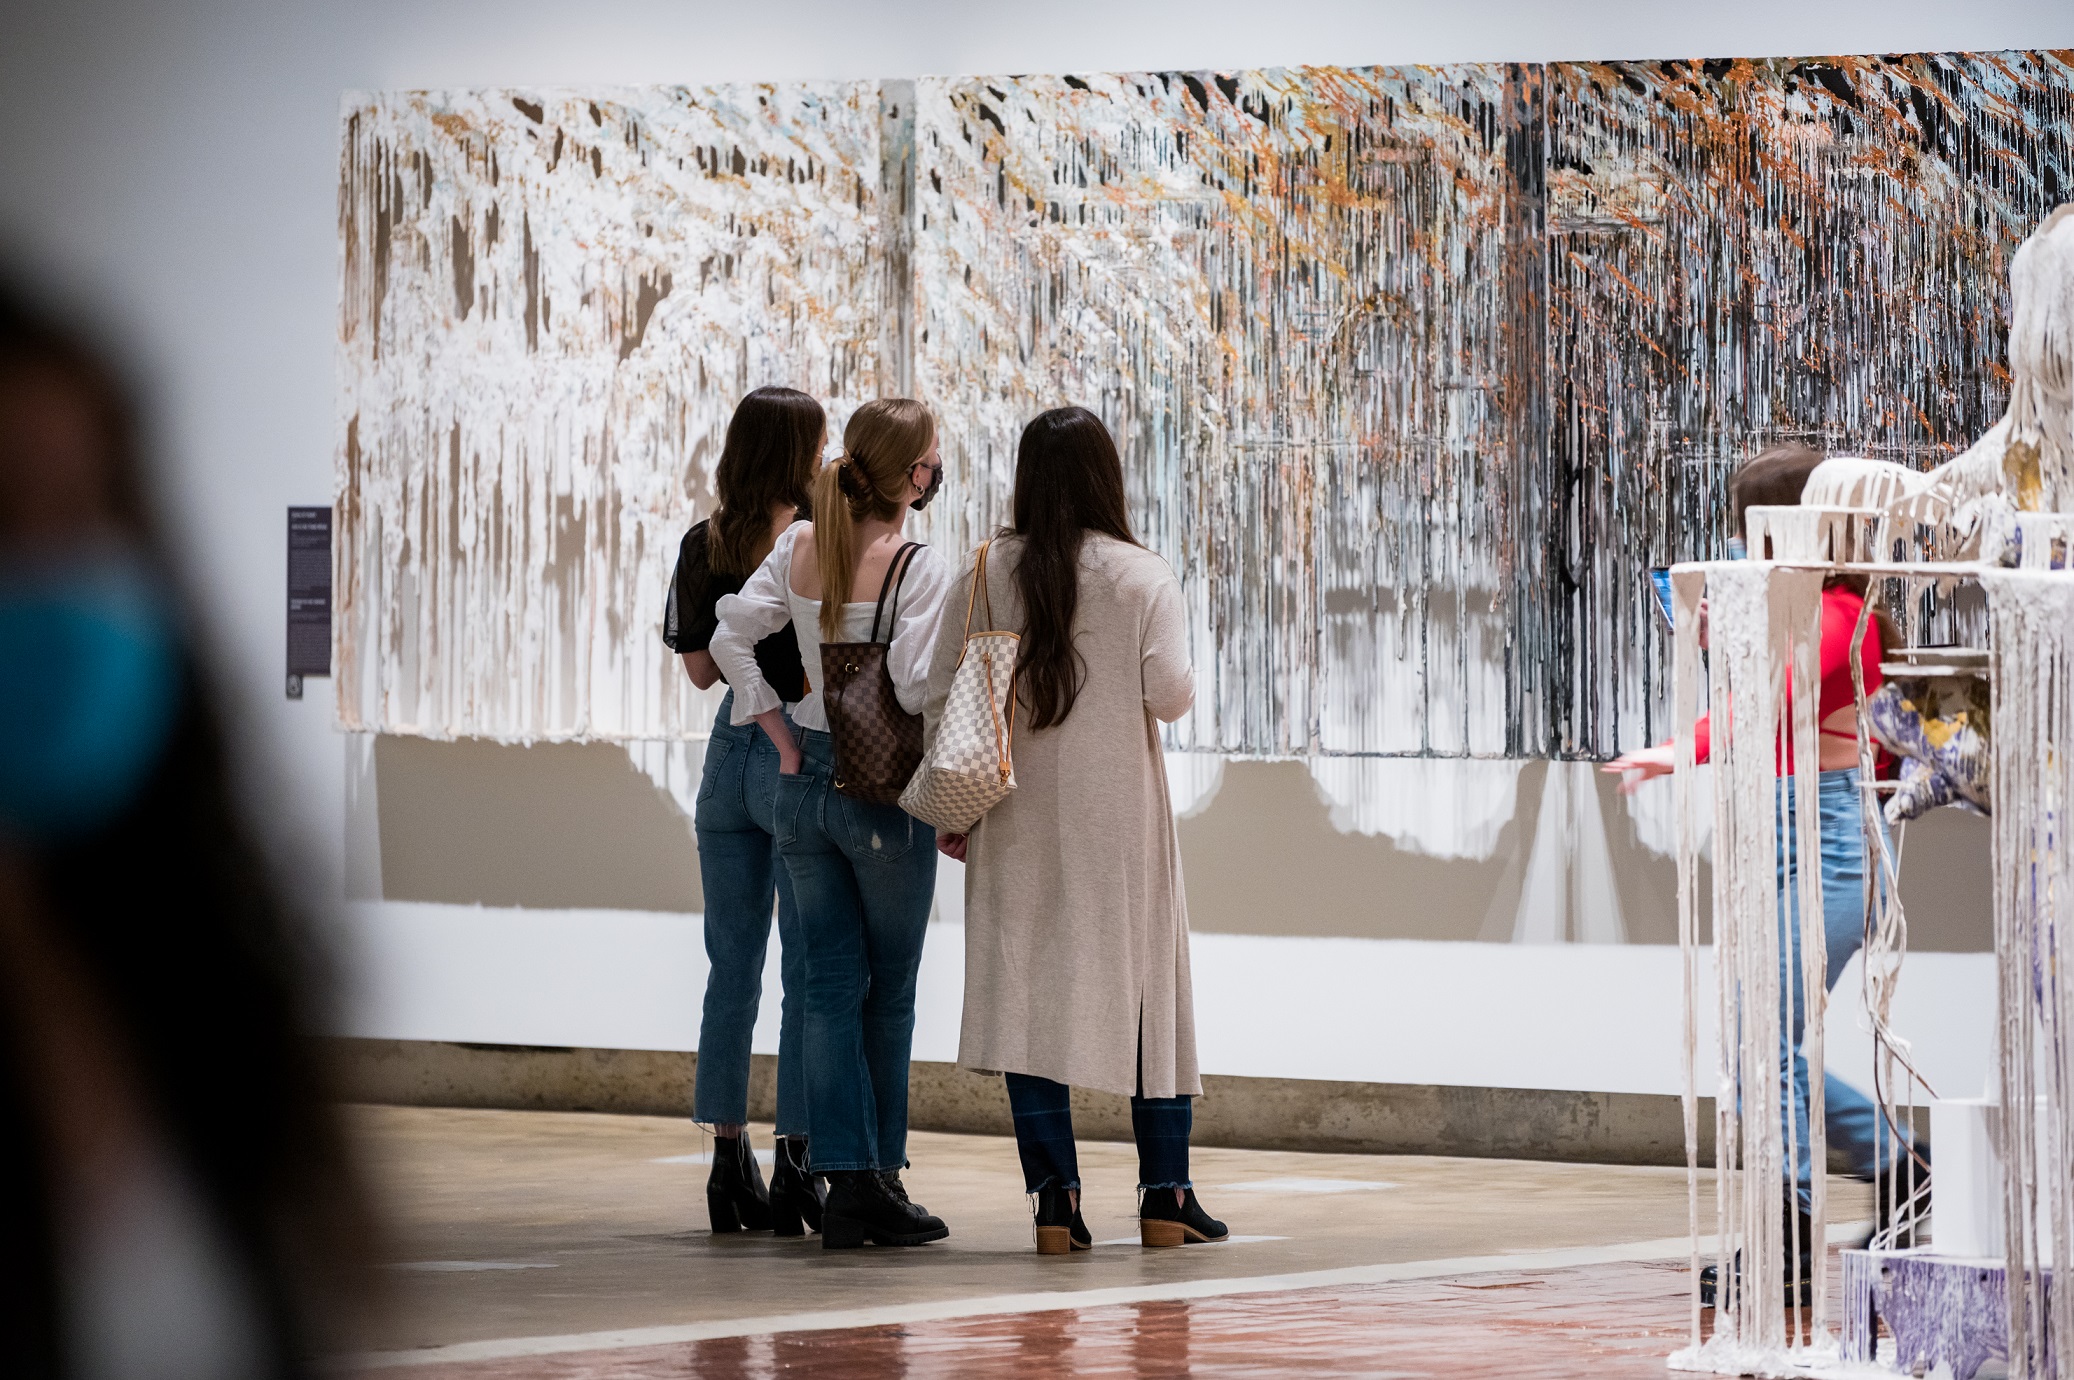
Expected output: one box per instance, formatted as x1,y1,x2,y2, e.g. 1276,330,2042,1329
926,406,1227,1254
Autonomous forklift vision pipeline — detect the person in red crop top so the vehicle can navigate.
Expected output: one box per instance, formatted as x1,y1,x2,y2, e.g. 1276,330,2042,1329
1610,579,1885,781
1605,445,1925,1287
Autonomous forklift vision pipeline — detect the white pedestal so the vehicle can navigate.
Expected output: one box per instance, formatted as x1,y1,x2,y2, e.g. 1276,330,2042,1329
1930,1097,2053,1261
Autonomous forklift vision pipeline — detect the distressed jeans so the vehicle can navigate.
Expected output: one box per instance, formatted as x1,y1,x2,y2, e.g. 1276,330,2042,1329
774,728,937,1173
1777,767,1924,1208
691,695,807,1135
1003,1073,1194,1192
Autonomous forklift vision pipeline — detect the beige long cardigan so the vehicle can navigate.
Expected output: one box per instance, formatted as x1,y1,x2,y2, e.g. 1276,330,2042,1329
921,534,1201,1099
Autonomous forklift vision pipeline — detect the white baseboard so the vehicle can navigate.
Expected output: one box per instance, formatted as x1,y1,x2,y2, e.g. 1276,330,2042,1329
333,901,1993,1098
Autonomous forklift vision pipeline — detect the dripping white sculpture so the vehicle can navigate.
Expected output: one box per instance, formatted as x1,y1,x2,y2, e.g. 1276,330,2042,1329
1671,206,2074,1379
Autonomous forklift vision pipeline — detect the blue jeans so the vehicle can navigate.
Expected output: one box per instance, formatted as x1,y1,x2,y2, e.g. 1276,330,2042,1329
773,728,937,1173
1777,767,1922,1207
1004,1073,1194,1192
692,695,807,1135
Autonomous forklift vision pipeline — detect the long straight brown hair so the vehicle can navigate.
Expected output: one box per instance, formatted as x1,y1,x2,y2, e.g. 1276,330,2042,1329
1010,407,1138,731
709,387,822,577
811,398,934,638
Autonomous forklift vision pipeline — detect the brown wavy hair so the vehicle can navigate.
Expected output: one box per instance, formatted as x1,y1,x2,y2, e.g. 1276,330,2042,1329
708,387,823,577
1729,442,1899,650
1728,442,1824,547
1009,407,1138,731
811,398,934,638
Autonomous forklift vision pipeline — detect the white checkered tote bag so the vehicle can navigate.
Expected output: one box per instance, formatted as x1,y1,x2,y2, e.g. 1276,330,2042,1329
900,542,1018,832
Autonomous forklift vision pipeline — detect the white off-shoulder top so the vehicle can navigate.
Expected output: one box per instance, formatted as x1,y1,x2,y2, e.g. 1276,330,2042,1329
710,520,949,733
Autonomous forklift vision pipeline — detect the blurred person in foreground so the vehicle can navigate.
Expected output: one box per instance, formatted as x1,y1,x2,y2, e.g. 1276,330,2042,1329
0,287,373,1378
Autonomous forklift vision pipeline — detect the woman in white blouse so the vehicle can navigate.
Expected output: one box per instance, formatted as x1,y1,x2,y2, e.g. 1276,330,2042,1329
709,398,951,1250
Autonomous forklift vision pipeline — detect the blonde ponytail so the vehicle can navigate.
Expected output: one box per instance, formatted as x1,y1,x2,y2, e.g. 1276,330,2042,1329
811,458,856,639
814,398,935,639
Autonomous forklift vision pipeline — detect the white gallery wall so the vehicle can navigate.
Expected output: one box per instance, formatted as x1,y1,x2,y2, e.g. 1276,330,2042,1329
0,0,2064,1099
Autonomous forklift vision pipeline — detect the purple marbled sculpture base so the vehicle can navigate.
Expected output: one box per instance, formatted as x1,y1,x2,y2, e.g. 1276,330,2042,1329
1840,1248,2055,1379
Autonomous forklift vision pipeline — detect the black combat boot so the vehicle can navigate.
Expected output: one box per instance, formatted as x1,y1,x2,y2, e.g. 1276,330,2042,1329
821,1169,950,1249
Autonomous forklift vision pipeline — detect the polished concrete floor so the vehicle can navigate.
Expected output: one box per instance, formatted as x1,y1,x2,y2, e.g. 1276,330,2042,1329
347,1105,1875,1376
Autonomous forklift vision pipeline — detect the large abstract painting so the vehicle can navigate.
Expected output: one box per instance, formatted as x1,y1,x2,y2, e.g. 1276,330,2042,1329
336,84,889,741
336,53,2073,757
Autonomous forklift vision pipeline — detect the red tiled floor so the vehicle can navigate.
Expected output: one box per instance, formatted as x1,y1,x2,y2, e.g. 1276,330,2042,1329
379,1258,1731,1378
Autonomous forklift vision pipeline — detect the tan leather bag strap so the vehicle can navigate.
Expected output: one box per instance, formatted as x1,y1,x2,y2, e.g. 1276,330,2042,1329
976,541,996,631
964,541,993,637
957,541,993,664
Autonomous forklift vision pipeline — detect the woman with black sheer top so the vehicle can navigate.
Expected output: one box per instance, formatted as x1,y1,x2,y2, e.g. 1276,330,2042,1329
662,386,825,1237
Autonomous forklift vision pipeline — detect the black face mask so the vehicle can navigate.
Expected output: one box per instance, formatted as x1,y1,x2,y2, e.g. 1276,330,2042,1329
910,464,943,511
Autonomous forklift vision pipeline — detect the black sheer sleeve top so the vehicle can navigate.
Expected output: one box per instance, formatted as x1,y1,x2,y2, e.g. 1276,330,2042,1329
662,520,809,704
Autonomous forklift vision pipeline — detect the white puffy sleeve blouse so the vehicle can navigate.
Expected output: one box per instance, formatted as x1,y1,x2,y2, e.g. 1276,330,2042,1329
711,522,950,733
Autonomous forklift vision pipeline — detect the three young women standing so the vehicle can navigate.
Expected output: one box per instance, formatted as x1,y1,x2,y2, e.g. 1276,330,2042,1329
710,399,952,1249
926,407,1228,1252
664,386,827,1235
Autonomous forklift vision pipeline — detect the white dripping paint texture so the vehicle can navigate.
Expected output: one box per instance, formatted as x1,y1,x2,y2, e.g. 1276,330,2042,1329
1664,204,2074,1375
1671,561,1831,1376
909,68,1521,759
335,85,887,742
1983,570,2074,1380
333,61,2062,763
2004,208,2074,514
1672,564,1707,1354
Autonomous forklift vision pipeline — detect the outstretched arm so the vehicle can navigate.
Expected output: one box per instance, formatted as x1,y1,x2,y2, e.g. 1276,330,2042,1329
1602,744,1675,794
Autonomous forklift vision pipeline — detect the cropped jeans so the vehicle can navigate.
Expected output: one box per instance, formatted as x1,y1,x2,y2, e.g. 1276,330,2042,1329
774,727,937,1174
1004,1073,1193,1194
691,694,807,1135
1777,767,1923,1208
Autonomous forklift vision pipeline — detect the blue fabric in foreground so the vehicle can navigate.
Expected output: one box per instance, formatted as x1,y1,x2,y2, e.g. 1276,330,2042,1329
0,553,180,842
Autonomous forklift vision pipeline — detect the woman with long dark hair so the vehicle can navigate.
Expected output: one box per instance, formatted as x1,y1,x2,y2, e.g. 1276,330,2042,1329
662,386,826,1235
709,398,951,1250
926,406,1225,1255
0,289,373,1375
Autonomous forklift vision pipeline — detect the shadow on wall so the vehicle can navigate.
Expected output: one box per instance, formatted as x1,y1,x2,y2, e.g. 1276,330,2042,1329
1176,760,1687,944
1176,760,1990,950
365,735,702,912
350,735,1990,953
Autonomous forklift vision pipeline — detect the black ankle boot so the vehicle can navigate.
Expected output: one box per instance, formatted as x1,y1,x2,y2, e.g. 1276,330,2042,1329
1699,1254,1815,1308
769,1135,826,1237
822,1170,949,1249
705,1132,773,1233
1699,1200,1814,1306
1033,1181,1091,1255
1138,1187,1228,1247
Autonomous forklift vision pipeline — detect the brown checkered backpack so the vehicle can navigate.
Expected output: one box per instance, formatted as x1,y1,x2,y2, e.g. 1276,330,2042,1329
820,541,926,805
